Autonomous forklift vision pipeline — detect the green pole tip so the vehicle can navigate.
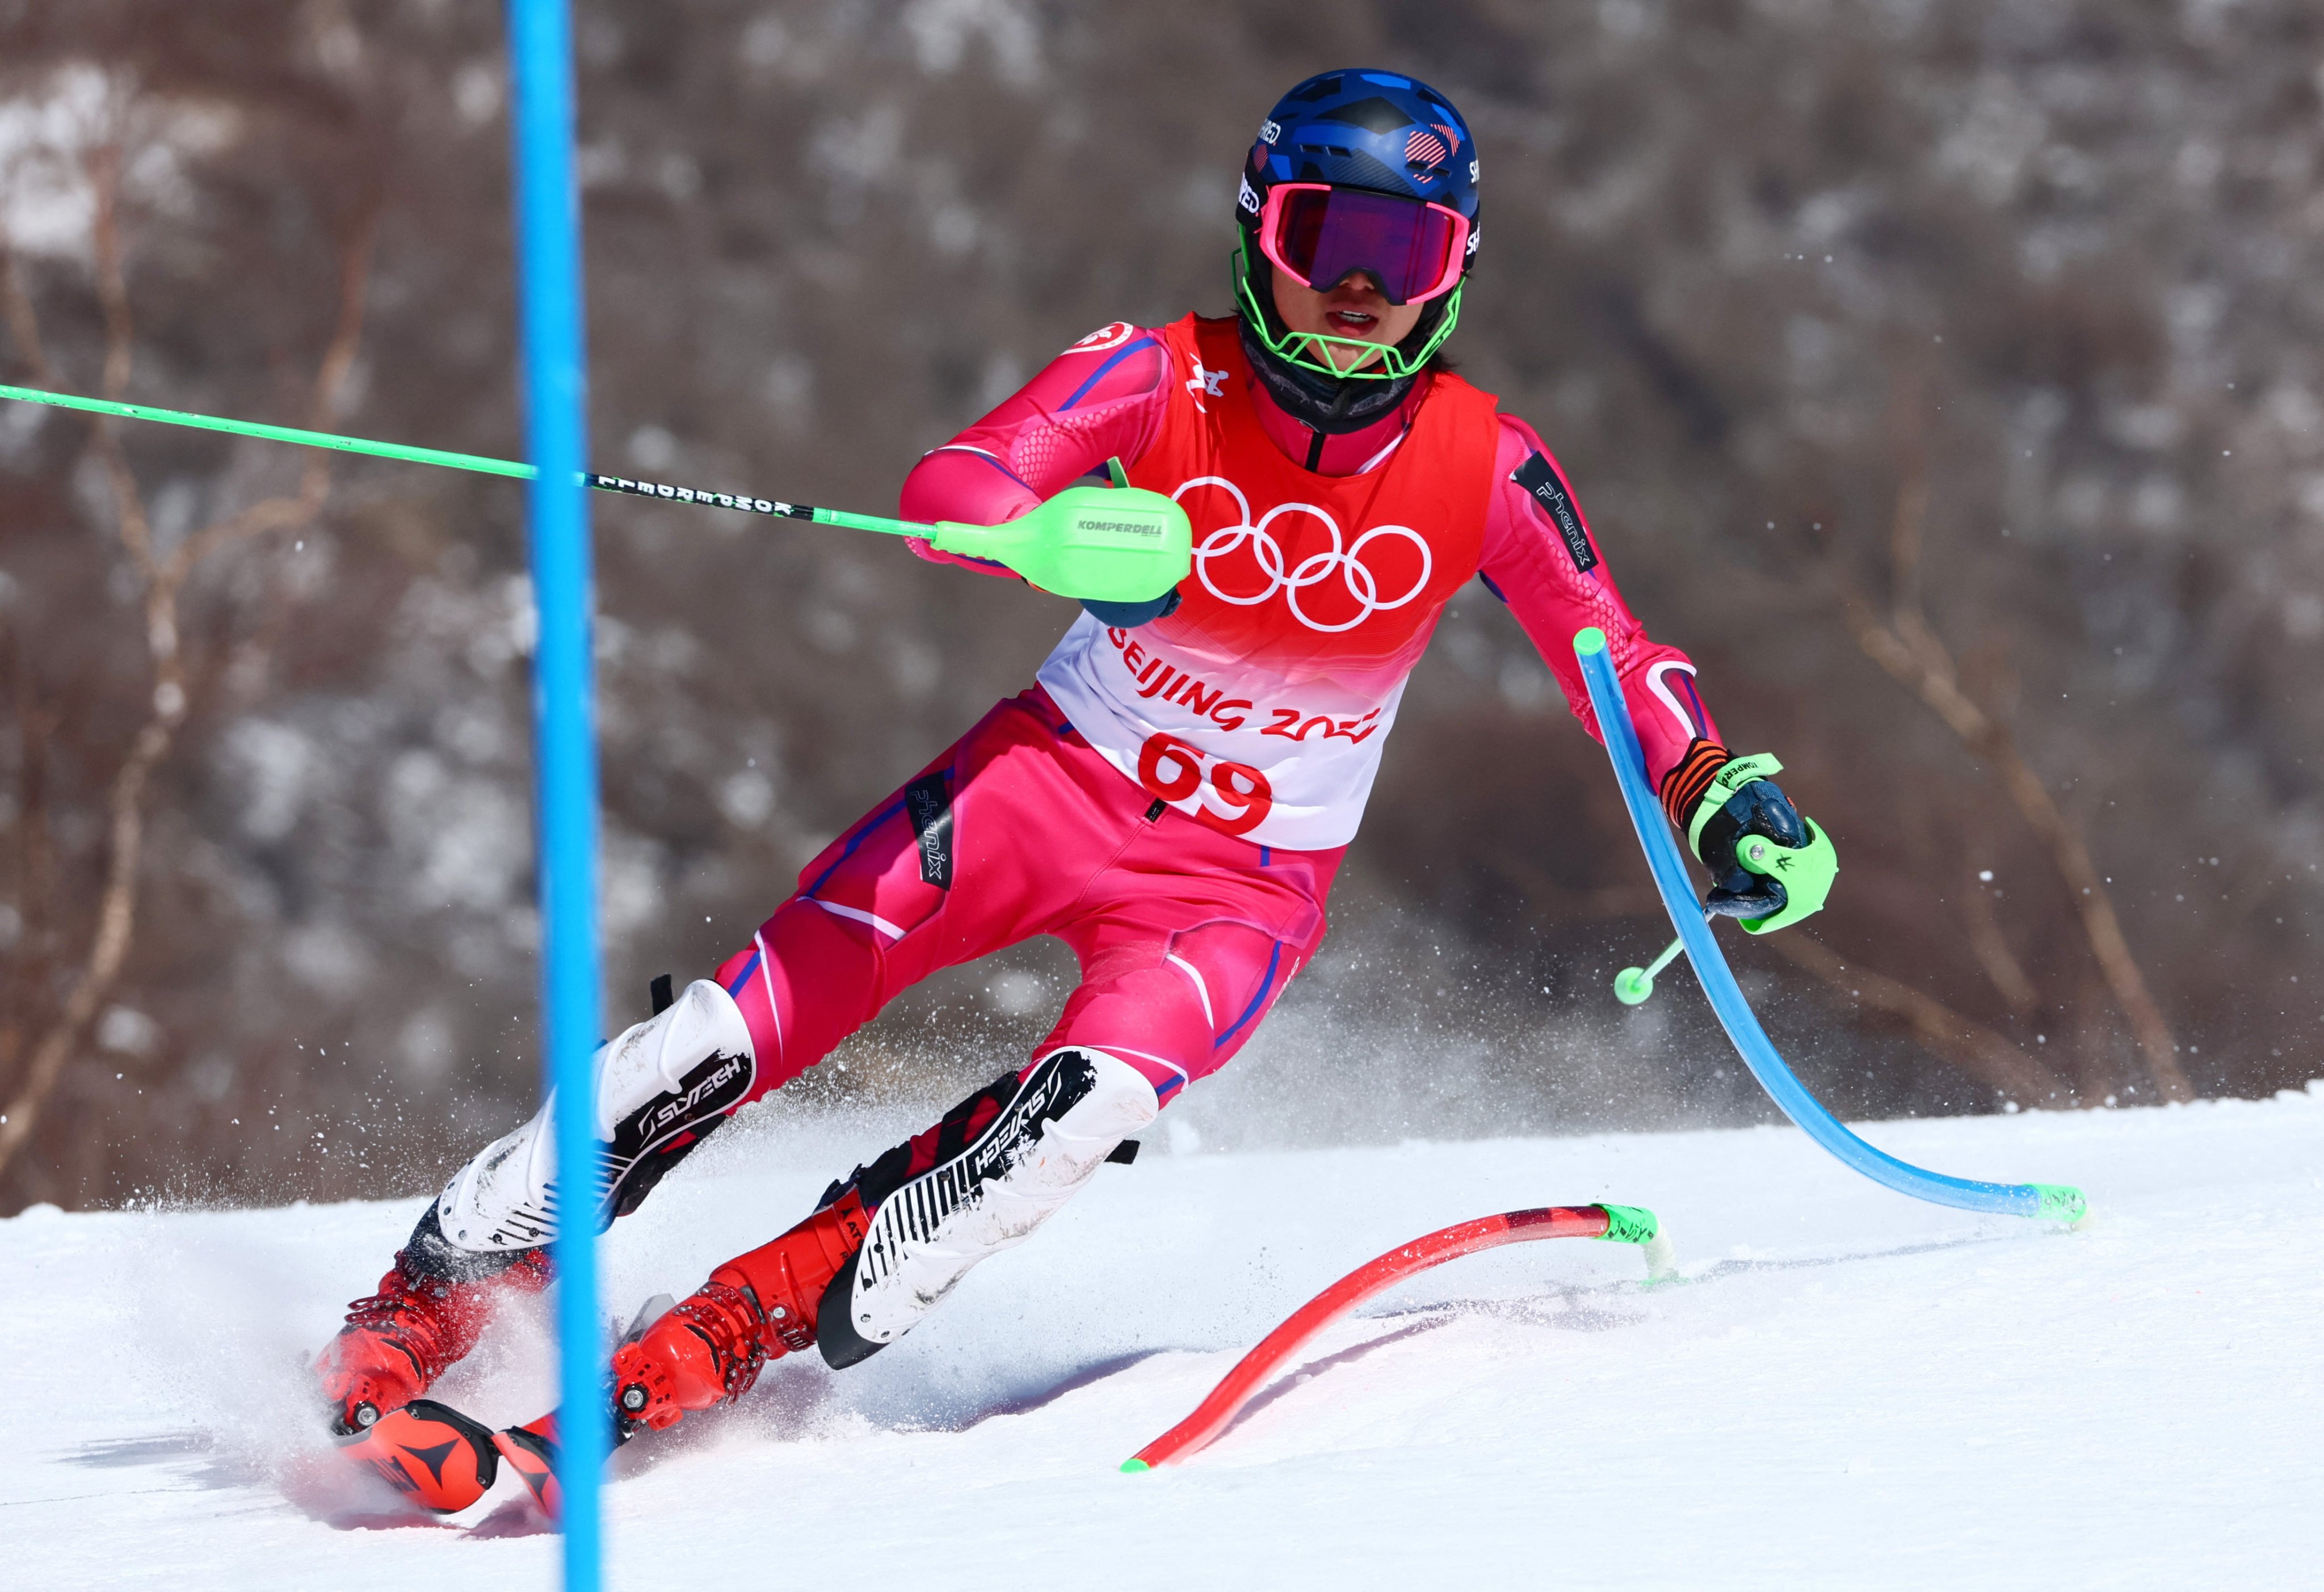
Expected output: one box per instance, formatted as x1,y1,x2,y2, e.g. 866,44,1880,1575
1573,626,1609,657
1612,967,1654,1005
2032,1184,2088,1224
1593,1203,1661,1245
1120,1458,1151,1474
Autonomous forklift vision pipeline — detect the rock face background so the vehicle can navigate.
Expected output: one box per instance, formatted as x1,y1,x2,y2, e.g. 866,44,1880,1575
2,1,2319,1212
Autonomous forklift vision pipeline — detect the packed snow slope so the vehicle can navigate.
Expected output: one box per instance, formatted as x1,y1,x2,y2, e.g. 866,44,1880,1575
7,1089,2321,1591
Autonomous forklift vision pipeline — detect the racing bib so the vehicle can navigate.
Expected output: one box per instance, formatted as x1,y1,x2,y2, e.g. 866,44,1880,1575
1037,314,1499,848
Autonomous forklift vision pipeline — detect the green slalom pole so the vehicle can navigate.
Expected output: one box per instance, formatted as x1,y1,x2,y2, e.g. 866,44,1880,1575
0,382,1191,604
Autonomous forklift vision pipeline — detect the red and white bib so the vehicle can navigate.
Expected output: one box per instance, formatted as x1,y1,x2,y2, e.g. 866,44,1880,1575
1037,315,1500,848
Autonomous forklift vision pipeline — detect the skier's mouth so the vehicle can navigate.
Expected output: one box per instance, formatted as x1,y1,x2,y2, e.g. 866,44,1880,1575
1326,309,1379,336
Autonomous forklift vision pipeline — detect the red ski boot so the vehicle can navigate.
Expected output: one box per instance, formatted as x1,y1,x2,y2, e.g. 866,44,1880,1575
611,1188,869,1438
316,1236,553,1437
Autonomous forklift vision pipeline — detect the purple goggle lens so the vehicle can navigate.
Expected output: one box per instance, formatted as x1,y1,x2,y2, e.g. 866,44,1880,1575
1259,184,1468,308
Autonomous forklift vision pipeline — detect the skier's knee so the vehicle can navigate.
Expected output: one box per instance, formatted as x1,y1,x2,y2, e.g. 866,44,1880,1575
716,896,896,1086
1050,922,1299,1092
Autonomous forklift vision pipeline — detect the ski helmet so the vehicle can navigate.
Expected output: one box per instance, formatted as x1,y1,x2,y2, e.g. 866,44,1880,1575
1234,69,1480,390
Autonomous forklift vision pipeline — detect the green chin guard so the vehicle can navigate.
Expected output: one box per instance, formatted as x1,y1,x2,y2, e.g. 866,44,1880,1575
1231,239,1463,382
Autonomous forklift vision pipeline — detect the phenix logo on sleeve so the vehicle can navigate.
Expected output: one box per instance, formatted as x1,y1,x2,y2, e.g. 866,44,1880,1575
1037,315,1499,849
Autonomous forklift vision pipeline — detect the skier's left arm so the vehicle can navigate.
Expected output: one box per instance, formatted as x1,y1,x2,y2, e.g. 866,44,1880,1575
1477,415,1833,925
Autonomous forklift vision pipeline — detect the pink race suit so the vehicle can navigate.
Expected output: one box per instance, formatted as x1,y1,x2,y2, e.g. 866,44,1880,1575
714,685,1337,1108
321,313,1742,1409
708,312,1723,1107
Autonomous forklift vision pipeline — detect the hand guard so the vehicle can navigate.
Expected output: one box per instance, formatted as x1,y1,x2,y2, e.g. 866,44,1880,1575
1079,457,1184,627
1670,749,1838,932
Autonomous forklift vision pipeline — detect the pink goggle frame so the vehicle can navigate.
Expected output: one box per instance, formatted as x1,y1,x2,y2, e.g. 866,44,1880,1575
1255,182,1472,308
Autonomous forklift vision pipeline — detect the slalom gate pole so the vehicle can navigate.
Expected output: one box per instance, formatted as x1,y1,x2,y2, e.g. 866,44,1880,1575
507,2,605,1586
1123,1204,1675,1471
1571,626,2086,1223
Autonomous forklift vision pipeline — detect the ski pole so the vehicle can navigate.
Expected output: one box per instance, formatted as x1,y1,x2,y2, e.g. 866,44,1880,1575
0,382,1191,603
1615,837,1803,1005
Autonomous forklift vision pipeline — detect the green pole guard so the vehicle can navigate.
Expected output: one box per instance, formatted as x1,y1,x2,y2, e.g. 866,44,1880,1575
1733,818,1839,934
931,482,1191,604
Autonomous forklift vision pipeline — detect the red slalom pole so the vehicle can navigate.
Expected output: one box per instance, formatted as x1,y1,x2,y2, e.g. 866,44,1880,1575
1123,1202,1672,1471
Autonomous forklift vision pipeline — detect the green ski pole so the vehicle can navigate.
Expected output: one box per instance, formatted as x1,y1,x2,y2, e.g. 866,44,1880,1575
0,382,1190,604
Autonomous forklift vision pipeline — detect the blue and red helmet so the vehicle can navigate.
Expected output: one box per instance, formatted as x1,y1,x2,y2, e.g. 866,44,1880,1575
1235,69,1480,384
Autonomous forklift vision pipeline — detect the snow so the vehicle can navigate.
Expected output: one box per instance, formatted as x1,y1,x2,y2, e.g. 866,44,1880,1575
8,1089,2321,1590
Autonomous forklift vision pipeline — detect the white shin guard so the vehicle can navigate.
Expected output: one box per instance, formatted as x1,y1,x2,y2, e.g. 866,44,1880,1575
431,978,757,1257
822,1047,1159,1363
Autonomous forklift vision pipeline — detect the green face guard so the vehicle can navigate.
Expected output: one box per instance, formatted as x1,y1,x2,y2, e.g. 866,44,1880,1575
1232,237,1464,383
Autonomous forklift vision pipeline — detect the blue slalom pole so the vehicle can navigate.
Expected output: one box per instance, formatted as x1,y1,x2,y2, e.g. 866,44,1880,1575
508,2,606,1584
1571,627,2084,1223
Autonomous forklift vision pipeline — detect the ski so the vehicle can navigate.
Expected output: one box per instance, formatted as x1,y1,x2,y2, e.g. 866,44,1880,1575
328,1397,505,1515
492,1410,564,1517
319,1289,675,1520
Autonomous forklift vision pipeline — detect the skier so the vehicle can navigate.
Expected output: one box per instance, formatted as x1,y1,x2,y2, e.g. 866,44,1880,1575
317,68,1831,1501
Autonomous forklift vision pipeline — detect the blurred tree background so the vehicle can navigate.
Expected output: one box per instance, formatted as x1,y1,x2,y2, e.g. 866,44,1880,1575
1,0,2319,1214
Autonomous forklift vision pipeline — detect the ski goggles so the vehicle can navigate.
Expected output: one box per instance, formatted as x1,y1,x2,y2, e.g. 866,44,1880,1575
1254,182,1471,307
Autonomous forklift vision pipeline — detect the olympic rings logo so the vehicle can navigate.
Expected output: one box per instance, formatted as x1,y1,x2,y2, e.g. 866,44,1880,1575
1172,476,1432,634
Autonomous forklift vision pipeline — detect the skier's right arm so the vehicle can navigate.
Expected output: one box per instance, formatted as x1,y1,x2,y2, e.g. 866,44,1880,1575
896,323,1171,582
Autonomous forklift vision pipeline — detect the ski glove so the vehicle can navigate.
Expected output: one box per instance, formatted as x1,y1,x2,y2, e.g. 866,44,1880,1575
1661,742,1836,928
1082,588,1183,628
